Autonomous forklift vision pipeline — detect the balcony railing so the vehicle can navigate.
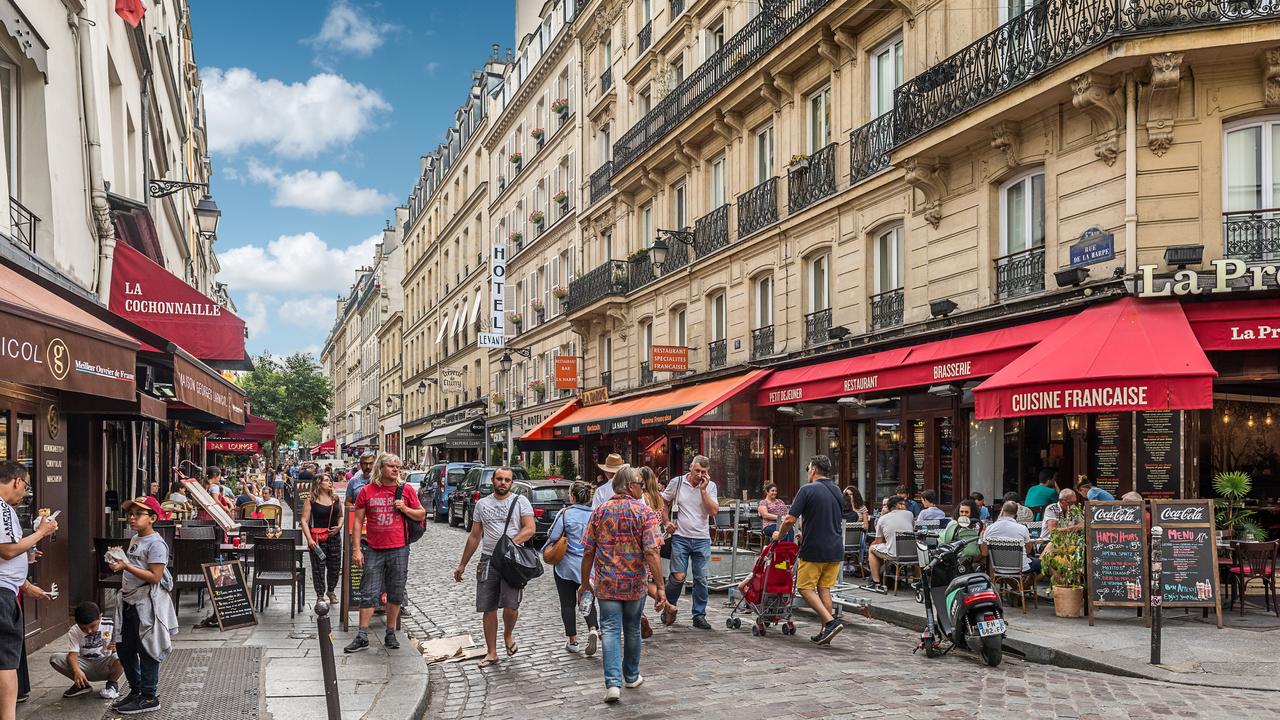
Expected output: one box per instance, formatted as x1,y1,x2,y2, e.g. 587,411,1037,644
640,361,654,386
566,260,629,312
1224,209,1280,262
601,371,612,390
613,0,833,171
9,197,37,251
671,0,685,15
787,143,836,213
694,204,730,258
804,308,832,348
870,287,904,330
661,232,691,274
590,161,613,205
751,325,774,360
994,246,1046,301
708,339,727,370
850,114,893,185
894,0,1280,142
638,21,652,52
629,249,659,293
600,67,612,93
737,178,778,238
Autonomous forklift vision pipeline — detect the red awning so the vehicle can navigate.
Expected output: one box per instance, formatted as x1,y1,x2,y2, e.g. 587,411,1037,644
1183,298,1280,351
556,371,769,437
109,240,247,362
520,399,583,441
974,297,1216,419
757,318,1066,406
311,439,336,455
225,413,277,442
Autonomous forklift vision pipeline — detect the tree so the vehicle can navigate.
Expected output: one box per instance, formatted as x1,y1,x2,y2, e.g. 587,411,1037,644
237,352,331,451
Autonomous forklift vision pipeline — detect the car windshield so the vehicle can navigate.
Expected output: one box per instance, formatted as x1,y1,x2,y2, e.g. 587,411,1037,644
532,487,569,503
405,473,425,487
446,469,468,485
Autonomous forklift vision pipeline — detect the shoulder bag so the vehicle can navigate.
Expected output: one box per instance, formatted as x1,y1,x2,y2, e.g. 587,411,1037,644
542,508,571,565
491,498,544,588
394,483,426,545
310,499,340,543
660,476,683,559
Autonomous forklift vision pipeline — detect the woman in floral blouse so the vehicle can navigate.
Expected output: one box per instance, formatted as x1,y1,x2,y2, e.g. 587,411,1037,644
758,484,793,542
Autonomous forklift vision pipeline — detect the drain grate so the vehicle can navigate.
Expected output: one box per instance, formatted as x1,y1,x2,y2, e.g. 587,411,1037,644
102,646,263,720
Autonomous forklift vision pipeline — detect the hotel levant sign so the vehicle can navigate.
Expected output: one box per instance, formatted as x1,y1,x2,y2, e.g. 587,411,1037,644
479,244,506,348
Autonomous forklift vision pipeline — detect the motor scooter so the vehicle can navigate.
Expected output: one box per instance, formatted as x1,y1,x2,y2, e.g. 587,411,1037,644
913,531,1007,666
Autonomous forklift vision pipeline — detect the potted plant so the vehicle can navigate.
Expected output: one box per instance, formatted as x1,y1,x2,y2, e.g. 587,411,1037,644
553,190,569,207
529,380,546,398
528,209,545,227
552,97,570,116
508,230,523,246
788,153,811,173
531,127,545,141
551,285,568,300
1041,524,1086,618
510,152,523,170
491,393,506,409
531,298,545,316
1214,470,1264,540
509,311,523,329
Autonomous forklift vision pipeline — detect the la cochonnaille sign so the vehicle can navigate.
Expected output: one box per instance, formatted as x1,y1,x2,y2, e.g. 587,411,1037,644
1137,258,1276,297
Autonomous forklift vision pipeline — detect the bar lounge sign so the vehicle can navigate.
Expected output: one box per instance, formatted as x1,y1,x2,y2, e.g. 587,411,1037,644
1137,258,1277,297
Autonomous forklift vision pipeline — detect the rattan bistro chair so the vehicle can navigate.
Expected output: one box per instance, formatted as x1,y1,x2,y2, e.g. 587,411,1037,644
986,538,1039,613
886,532,921,594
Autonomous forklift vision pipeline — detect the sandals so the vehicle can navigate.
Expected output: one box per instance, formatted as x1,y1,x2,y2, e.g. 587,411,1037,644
505,640,519,657
478,657,500,669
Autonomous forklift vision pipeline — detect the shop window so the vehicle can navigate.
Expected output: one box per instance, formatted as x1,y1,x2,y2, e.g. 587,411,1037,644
704,429,768,500
1000,170,1045,255
870,35,903,118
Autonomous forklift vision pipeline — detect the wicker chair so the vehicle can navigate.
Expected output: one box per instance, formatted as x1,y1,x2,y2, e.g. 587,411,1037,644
257,504,283,525
237,502,259,519
986,538,1039,613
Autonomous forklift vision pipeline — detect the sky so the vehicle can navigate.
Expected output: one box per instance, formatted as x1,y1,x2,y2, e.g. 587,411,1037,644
193,0,512,360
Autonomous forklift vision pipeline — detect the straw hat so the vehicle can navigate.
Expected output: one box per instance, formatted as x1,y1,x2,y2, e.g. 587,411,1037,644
597,453,626,475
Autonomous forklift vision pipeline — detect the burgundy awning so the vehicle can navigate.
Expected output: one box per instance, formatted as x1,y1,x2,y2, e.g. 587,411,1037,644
225,413,277,442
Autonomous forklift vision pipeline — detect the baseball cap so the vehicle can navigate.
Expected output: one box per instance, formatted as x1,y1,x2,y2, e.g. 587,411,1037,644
120,496,159,516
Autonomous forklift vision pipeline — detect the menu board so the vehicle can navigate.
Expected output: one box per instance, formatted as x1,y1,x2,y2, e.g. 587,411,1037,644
1083,501,1148,626
340,508,363,629
938,419,954,505
1150,499,1222,628
1135,411,1181,498
1090,414,1122,495
202,561,256,630
911,419,926,492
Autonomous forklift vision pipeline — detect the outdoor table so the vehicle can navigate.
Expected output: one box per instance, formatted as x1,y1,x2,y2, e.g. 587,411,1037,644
219,541,307,554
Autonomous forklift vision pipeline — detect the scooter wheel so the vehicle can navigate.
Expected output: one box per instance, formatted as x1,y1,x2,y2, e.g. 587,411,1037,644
786,622,796,635
981,636,1003,667
915,588,924,604
732,618,742,629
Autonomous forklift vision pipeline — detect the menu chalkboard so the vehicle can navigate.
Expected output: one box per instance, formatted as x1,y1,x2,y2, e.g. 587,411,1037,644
1083,501,1148,626
911,419,926,492
1151,499,1222,628
1090,414,1122,495
1135,411,1181,498
340,508,363,630
202,561,256,630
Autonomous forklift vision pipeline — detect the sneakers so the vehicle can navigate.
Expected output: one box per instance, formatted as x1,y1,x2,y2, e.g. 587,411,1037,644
111,691,139,710
63,683,93,699
384,631,400,650
15,693,27,704
692,615,712,630
862,581,888,594
98,682,120,700
623,675,644,689
813,620,843,646
584,629,598,657
565,640,582,653
116,695,160,714
344,635,370,653
603,686,621,703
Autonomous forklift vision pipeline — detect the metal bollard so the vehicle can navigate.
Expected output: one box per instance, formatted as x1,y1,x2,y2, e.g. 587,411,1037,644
315,600,343,720
1149,525,1163,666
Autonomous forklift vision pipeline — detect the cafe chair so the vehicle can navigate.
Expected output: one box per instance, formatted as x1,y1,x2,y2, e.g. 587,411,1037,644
239,518,269,528
1229,540,1279,617
1025,521,1045,542
986,538,1039,613
179,525,218,541
238,502,258,519
843,522,867,578
914,519,944,532
173,537,216,611
744,514,764,551
258,504,283,526
92,538,124,610
887,532,921,594
251,537,304,618
152,523,177,568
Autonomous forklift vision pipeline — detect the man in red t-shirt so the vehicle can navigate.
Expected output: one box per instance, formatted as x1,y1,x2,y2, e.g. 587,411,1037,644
344,453,425,654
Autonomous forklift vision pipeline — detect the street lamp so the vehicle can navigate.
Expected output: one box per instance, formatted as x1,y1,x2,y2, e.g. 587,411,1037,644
650,229,694,276
194,194,221,238
499,346,533,372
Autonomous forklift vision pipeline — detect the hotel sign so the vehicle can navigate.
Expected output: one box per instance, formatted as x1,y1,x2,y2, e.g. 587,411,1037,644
1137,258,1277,297
481,244,507,348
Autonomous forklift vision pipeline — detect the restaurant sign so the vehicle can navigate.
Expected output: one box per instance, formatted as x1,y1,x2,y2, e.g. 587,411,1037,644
650,345,689,372
555,356,578,389
1069,226,1114,267
206,439,260,454
173,355,245,424
554,404,696,437
0,308,136,401
440,367,464,393
1136,258,1276,297
580,386,609,406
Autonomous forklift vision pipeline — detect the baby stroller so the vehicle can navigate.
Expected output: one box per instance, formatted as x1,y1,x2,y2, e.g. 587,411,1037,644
727,541,799,636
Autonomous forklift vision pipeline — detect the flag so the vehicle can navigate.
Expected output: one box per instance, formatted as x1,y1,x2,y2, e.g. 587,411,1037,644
115,0,145,27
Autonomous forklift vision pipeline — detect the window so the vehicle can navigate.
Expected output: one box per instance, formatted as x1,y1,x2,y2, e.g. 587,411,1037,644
870,36,904,118
807,86,831,153
600,123,611,160
641,0,651,23
710,155,726,208
640,319,653,360
709,292,727,341
999,0,1041,22
754,275,773,329
0,59,18,192
1000,171,1046,254
875,226,905,293
673,183,687,228
808,254,830,312
641,202,654,247
705,19,725,59
668,58,685,87
603,38,612,67
670,307,687,345
639,86,652,114
754,125,774,184
602,229,614,262
600,334,613,373
1224,119,1280,213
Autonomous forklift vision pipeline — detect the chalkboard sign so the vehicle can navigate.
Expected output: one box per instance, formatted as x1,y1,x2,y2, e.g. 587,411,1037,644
201,561,256,630
1135,411,1181,498
1089,414,1123,496
1150,499,1222,628
340,508,363,631
1083,501,1149,626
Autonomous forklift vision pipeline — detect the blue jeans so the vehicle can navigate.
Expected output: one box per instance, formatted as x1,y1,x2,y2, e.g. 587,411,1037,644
119,603,159,698
598,598,644,689
665,535,711,617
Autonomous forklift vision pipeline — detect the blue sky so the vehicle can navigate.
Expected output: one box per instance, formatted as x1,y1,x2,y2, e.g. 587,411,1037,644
194,0,511,359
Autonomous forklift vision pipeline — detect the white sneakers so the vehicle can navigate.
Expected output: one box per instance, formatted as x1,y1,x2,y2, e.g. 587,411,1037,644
98,685,120,700
604,687,621,703
565,641,582,653
624,676,644,689
584,629,598,657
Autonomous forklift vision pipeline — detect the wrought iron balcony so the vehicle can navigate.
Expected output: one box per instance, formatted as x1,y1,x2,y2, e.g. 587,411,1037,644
659,232,691,274
590,161,613,205
566,260,629,312
893,0,1280,142
751,325,774,360
628,249,659,293
694,204,729,259
638,21,652,52
708,339,727,370
600,371,612,390
613,0,833,171
600,67,612,93
1224,209,1280,262
737,178,778,238
849,114,893,185
787,143,836,214
870,288,904,330
640,361,654,386
804,308,832,348
8,196,37,251
671,0,684,16
994,246,1046,301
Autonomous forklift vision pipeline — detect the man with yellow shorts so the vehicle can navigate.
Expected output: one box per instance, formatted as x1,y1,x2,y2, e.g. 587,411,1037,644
771,455,847,645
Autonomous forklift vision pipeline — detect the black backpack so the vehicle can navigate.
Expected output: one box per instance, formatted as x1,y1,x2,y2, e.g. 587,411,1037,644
394,483,425,545
490,498,544,589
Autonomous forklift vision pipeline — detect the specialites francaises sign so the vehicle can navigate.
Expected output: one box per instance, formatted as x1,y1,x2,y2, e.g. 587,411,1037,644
1136,258,1277,297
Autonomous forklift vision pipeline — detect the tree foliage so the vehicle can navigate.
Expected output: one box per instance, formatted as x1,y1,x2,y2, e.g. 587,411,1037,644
237,352,332,449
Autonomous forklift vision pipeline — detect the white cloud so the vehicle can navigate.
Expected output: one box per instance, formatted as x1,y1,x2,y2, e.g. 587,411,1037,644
241,292,270,340
203,68,390,158
278,295,337,327
425,61,441,76
311,1,396,57
217,232,381,293
244,160,393,214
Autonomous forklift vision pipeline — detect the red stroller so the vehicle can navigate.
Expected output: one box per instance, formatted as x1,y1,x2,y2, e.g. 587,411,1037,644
727,541,799,636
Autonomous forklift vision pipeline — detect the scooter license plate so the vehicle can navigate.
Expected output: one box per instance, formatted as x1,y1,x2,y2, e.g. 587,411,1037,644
977,619,1006,637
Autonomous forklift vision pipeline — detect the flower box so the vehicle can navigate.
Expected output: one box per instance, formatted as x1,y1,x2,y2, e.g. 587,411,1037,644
509,312,524,326
531,127,545,140
528,210,545,225
551,98,570,114
553,191,569,206
509,231,522,244
551,285,568,299
787,154,810,172
528,380,546,394
530,299,545,313
510,152,523,165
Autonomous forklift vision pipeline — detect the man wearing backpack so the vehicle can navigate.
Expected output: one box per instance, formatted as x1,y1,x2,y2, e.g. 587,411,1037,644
454,468,535,668
345,453,425,654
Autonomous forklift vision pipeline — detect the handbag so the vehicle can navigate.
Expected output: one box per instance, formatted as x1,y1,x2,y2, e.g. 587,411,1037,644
491,497,544,589
542,509,570,565
394,483,426,545
310,500,339,543
660,476,683,560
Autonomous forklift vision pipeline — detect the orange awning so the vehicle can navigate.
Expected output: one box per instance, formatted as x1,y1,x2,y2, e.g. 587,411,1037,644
520,399,582,441
553,370,769,438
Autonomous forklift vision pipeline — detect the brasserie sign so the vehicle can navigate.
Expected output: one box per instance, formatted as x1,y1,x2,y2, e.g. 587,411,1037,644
1137,258,1276,297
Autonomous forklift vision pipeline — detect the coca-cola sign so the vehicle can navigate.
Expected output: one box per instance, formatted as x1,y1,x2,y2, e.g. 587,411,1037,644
1091,505,1140,524
1158,505,1207,523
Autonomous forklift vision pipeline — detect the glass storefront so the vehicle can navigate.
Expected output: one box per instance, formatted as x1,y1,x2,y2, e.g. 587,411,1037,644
703,429,768,501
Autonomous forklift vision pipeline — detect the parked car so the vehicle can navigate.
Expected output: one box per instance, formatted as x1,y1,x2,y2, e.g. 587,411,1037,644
447,466,531,528
512,480,572,546
419,463,480,522
402,471,427,500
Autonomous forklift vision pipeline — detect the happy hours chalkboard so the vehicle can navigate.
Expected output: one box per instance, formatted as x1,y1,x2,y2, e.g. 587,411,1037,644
1084,501,1149,627
202,560,257,631
1150,499,1222,628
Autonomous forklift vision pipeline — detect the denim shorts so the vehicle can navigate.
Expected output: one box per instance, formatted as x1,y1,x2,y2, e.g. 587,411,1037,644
360,545,410,608
476,555,523,612
0,589,21,670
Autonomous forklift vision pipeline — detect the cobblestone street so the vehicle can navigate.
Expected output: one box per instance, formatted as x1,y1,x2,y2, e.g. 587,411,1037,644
397,520,1277,720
